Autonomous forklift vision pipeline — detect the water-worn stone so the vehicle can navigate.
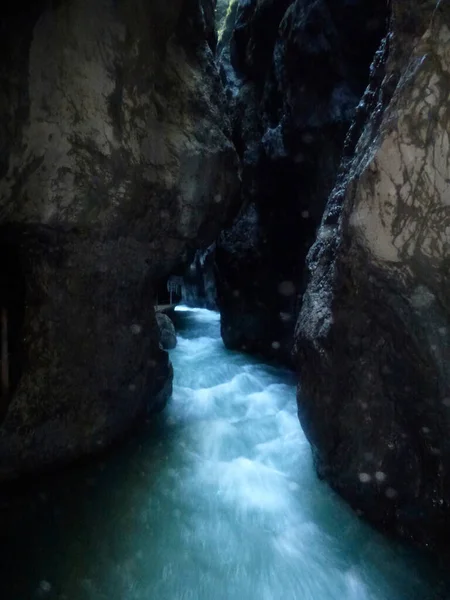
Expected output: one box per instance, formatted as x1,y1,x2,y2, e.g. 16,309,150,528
156,313,177,350
295,0,450,549
0,0,239,480
215,0,387,364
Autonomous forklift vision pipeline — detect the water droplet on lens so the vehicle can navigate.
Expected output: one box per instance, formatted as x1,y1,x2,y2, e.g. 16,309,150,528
375,471,386,483
385,487,398,499
278,281,295,296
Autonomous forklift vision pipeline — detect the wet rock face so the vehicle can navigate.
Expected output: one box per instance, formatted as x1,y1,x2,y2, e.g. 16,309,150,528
295,0,450,549
216,203,299,363
0,0,239,479
215,0,388,363
182,244,218,310
156,313,177,351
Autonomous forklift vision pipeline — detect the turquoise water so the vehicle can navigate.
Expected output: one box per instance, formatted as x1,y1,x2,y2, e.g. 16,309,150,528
0,307,448,599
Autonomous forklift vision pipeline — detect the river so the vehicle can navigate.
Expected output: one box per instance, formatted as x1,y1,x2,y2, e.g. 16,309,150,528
0,307,448,599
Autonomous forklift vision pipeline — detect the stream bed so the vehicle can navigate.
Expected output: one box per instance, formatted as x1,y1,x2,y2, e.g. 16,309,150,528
0,307,448,599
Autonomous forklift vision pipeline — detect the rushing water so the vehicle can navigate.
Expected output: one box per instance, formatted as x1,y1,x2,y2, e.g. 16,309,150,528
0,307,449,600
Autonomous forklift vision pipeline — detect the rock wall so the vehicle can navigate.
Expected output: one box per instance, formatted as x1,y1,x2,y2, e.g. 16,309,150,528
182,244,218,309
295,0,450,549
0,0,239,479
215,0,388,364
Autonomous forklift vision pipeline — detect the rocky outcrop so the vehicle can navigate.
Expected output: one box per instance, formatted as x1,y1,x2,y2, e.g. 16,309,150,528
215,0,388,364
156,312,177,350
182,244,218,309
295,0,450,549
0,0,239,479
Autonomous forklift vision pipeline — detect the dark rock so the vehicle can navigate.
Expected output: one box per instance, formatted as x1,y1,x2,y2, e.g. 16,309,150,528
182,244,218,309
215,0,388,363
156,313,178,350
0,0,239,480
216,202,298,364
294,0,450,550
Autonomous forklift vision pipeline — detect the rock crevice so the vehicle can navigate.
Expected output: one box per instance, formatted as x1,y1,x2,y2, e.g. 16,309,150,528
214,0,388,364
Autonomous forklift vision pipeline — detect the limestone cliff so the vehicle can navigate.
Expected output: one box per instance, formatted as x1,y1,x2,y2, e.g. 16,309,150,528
0,0,239,479
215,0,388,364
295,0,450,549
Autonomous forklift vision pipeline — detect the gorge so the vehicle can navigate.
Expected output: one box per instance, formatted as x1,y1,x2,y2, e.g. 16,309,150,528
0,0,450,596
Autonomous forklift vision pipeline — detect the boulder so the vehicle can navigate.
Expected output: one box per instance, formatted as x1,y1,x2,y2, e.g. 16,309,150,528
156,313,178,350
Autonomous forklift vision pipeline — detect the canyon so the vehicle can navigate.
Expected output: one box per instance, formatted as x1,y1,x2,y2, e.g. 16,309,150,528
0,0,449,557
